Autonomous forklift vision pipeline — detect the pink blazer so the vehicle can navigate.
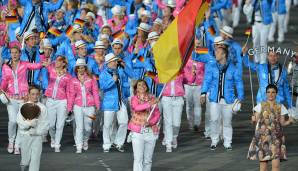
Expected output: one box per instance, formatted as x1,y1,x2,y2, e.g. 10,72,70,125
45,64,71,100
183,59,205,85
128,95,160,134
107,17,128,34
162,74,185,97
67,75,100,112
1,61,42,98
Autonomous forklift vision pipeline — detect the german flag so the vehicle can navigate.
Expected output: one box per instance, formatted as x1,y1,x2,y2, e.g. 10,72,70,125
152,0,209,83
145,71,157,79
74,18,85,27
48,27,62,37
65,25,74,37
195,47,208,54
208,26,216,36
138,56,145,62
112,26,126,39
245,28,252,36
11,9,18,16
5,16,18,24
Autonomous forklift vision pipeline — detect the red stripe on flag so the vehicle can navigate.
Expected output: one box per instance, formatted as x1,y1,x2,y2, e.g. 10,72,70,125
177,0,205,66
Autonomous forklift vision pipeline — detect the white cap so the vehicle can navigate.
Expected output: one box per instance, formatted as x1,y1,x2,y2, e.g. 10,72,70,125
99,34,110,41
86,12,96,20
137,23,151,32
214,36,226,45
141,10,151,18
24,31,35,40
143,0,152,5
57,7,65,13
73,24,83,32
101,24,112,32
105,53,118,63
43,39,52,49
153,18,163,26
75,58,87,67
75,40,86,49
111,38,123,46
111,5,124,16
94,40,106,49
220,25,234,38
167,0,176,8
147,32,159,40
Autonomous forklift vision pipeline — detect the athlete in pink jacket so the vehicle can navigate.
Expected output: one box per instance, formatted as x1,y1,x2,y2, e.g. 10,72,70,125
159,74,185,152
1,45,48,154
183,58,205,131
67,59,100,153
128,79,160,171
44,56,71,152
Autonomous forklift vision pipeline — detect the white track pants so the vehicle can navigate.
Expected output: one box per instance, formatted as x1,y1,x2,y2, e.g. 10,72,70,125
73,105,95,149
161,96,184,148
184,85,202,128
268,13,285,42
46,98,67,148
19,134,42,171
210,102,233,147
7,99,23,146
102,102,128,150
132,129,158,171
252,22,270,64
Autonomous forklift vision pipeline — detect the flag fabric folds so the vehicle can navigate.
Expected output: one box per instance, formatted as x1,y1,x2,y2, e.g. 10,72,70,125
152,0,209,83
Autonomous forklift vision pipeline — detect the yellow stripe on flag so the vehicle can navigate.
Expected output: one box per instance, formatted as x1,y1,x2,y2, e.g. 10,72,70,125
152,19,181,83
195,2,209,26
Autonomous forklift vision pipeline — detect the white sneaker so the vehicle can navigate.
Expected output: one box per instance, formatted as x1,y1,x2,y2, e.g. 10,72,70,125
14,147,20,155
7,143,14,153
54,147,60,153
162,139,166,146
172,138,178,149
50,140,55,148
76,148,82,154
83,142,88,151
166,147,172,153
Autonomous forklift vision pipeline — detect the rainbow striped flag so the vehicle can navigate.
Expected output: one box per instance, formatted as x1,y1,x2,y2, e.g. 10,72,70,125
48,27,62,37
5,16,18,24
152,0,209,83
195,47,208,54
74,18,85,27
65,25,74,37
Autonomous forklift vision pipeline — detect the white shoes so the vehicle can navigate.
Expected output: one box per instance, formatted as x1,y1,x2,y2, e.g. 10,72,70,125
83,142,88,151
14,147,20,155
50,140,55,148
54,147,60,153
7,143,14,153
166,147,172,153
172,138,178,149
76,148,82,154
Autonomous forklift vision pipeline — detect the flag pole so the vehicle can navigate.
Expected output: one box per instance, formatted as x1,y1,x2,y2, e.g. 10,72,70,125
146,84,166,122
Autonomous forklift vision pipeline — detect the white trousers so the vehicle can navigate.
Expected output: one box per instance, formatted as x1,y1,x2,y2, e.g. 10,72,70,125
103,102,128,150
73,105,95,149
284,0,291,33
161,96,184,148
184,85,202,128
46,98,67,148
7,99,23,146
252,22,270,64
210,102,233,147
20,134,42,171
204,96,211,137
232,0,242,27
132,130,158,171
268,13,285,42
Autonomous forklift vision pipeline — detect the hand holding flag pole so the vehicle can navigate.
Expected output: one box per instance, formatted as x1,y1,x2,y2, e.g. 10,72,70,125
146,84,166,123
